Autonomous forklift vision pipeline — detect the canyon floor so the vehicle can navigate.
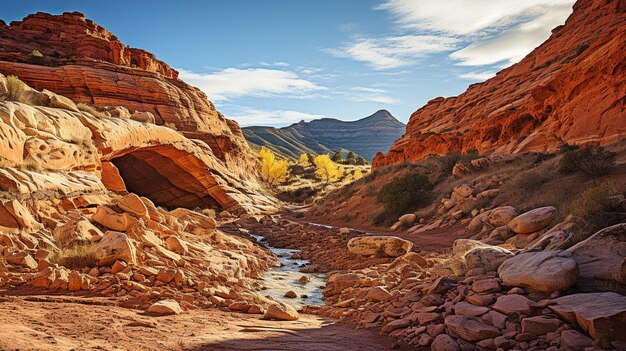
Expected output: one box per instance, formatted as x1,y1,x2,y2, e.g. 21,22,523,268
0,295,407,351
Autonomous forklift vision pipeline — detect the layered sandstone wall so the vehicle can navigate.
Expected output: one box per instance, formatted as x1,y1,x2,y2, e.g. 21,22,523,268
373,0,626,167
0,12,258,178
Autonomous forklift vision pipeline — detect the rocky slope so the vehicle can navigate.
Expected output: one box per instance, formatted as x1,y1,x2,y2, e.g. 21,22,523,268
244,110,405,161
373,0,626,168
0,11,257,178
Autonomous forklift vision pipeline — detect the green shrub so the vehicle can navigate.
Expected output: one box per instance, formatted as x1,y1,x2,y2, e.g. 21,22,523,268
377,173,433,220
4,75,26,102
164,122,178,131
559,146,616,176
355,156,367,165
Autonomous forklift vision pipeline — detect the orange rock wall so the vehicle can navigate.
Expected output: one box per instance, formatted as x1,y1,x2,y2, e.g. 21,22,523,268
373,0,626,168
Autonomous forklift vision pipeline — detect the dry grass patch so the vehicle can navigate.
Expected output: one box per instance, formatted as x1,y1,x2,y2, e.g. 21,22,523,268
5,75,26,102
50,244,98,269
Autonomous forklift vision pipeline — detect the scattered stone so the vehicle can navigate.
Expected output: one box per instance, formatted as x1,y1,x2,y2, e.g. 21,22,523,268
492,294,533,315
94,231,136,266
147,299,182,315
347,236,413,258
431,334,460,351
263,302,299,321
284,291,297,298
444,315,500,342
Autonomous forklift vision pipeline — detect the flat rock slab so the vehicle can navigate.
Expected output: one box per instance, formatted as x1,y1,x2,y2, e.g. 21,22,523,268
444,315,500,342
498,250,579,293
548,292,626,341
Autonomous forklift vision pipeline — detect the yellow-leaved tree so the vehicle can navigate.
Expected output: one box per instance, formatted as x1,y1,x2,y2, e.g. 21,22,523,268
259,147,289,186
314,154,344,183
353,169,363,180
298,153,309,166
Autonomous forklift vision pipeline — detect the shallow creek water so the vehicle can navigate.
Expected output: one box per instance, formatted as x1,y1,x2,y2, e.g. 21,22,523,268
250,234,327,309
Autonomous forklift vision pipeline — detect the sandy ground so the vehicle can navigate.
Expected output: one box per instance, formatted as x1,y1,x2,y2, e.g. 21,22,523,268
0,295,409,351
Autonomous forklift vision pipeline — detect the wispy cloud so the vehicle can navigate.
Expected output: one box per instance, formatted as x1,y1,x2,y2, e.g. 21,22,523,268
178,67,326,101
327,35,459,70
458,71,497,81
351,87,387,93
229,108,330,127
260,61,290,67
329,0,574,70
345,87,399,104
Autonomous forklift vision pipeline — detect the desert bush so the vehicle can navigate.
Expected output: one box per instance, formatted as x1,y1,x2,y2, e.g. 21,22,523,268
50,244,98,269
77,103,109,119
377,172,433,221
355,156,367,165
346,151,356,165
314,154,344,183
570,183,625,236
259,147,290,186
331,149,344,163
5,75,26,102
164,122,178,131
559,146,616,176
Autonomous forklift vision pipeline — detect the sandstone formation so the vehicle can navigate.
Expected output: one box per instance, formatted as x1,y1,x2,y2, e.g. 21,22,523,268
0,12,259,180
373,0,626,167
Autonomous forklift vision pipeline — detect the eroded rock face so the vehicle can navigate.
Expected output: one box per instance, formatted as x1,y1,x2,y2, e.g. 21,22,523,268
0,12,258,180
373,0,626,167
566,223,626,291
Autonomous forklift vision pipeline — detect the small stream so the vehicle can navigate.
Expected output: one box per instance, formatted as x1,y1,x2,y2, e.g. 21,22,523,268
250,234,327,309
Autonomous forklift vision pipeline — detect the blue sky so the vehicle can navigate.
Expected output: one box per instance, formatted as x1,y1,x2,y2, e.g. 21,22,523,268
3,1,574,126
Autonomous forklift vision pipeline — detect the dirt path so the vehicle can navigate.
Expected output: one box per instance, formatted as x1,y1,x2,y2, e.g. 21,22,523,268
0,295,408,351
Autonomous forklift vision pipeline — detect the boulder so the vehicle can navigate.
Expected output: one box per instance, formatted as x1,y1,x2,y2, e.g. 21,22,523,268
53,219,103,246
521,316,561,335
130,111,155,124
488,206,519,227
262,302,299,321
398,213,416,226
444,315,500,342
507,207,556,234
566,223,626,290
431,334,460,351
94,231,136,266
530,230,575,250
560,330,593,350
147,299,182,315
91,206,137,232
117,194,148,218
498,250,579,293
339,227,350,234
453,184,473,198
465,246,513,272
367,286,392,302
549,292,626,341
347,236,413,258
165,236,189,255
492,294,533,315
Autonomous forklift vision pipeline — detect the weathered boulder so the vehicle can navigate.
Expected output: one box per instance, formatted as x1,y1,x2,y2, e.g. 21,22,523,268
566,223,626,290
262,302,299,321
431,334,460,351
367,286,392,302
53,219,103,246
117,193,148,218
507,207,556,234
498,250,579,293
398,213,416,226
492,294,533,315
488,206,519,227
147,299,182,315
465,246,513,272
521,315,561,335
549,292,626,341
91,206,137,232
347,236,413,258
94,231,136,266
444,315,500,342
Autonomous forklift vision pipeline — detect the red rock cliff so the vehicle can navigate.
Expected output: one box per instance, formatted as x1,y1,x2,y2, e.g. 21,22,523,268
373,0,626,168
0,12,257,177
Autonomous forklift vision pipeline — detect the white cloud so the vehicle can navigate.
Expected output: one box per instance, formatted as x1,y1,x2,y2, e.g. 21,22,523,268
449,3,574,66
351,87,387,93
260,61,290,67
376,0,574,36
178,67,326,101
458,71,497,81
229,108,330,127
328,35,459,70
330,1,574,69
